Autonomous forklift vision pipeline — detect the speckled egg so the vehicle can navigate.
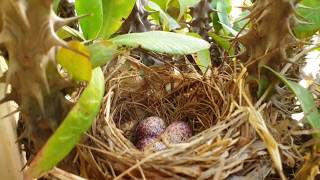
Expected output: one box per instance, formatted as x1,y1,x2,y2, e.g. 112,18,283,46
135,116,166,141
136,137,166,151
161,121,192,144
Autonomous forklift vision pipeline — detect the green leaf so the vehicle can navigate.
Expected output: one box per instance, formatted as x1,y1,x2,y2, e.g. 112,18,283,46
211,1,222,32
216,0,233,35
75,0,103,39
111,31,210,55
196,50,211,73
233,10,250,32
99,0,137,39
57,41,92,82
53,0,60,13
219,22,239,36
185,32,211,72
56,26,85,41
148,1,180,31
25,67,105,179
294,0,320,38
152,0,171,10
177,0,201,20
208,32,234,55
247,75,268,98
166,0,181,20
264,66,320,136
88,41,118,67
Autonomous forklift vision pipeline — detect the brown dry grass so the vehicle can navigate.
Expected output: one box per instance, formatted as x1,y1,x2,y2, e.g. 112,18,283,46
67,54,312,179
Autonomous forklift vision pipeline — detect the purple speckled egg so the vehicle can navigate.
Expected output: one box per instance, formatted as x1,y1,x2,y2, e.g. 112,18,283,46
136,116,166,141
162,121,192,144
136,137,166,151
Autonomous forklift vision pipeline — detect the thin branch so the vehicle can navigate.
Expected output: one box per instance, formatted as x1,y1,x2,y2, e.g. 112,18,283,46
281,42,320,74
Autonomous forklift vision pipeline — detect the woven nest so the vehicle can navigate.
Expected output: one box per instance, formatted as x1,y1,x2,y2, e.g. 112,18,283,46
76,55,307,179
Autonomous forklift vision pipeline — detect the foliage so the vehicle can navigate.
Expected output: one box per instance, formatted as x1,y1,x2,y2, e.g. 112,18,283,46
196,49,211,73
110,31,210,55
264,66,320,138
57,41,92,82
215,0,232,35
25,68,105,179
75,0,102,39
99,0,137,39
295,0,320,38
148,1,180,31
1,0,320,178
177,0,201,20
88,41,118,68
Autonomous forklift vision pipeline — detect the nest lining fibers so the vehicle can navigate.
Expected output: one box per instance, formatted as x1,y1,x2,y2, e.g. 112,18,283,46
75,55,305,180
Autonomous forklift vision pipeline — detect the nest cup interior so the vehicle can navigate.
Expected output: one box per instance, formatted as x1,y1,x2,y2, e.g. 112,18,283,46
112,64,235,143
80,56,281,179
106,56,238,143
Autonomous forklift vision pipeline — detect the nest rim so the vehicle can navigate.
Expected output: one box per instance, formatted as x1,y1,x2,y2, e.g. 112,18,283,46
76,55,306,179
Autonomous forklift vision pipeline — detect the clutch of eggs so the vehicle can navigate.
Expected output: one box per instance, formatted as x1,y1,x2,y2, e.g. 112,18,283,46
135,116,192,151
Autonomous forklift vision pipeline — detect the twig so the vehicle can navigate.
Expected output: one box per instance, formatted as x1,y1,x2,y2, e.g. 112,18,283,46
281,42,320,74
48,168,87,180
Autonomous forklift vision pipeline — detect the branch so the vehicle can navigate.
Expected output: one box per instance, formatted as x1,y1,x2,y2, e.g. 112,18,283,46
281,42,320,74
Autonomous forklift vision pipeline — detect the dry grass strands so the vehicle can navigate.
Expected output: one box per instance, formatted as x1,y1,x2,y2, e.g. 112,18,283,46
76,55,305,179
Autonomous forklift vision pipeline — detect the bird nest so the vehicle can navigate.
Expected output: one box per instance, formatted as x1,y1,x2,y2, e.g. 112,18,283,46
75,54,306,179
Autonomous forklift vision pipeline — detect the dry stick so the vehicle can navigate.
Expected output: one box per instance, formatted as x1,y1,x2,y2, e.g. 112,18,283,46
257,42,320,109
0,109,19,120
48,168,86,180
229,3,271,69
136,159,147,180
241,87,286,180
78,144,135,166
255,84,274,108
125,55,162,80
245,48,279,68
281,42,320,74
213,157,225,180
114,151,163,180
104,87,115,125
104,87,131,149
0,72,6,83
107,161,117,179
290,129,320,136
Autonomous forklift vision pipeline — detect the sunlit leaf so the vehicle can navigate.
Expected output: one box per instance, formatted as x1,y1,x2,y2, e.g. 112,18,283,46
216,0,233,35
56,26,85,41
185,32,211,72
166,0,181,20
75,0,103,39
111,31,210,55
264,66,320,137
211,1,222,33
177,0,200,20
88,41,118,67
25,67,105,179
57,41,92,82
152,0,171,10
233,10,250,31
99,0,136,39
196,49,211,73
148,1,180,31
219,21,238,36
294,0,320,38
